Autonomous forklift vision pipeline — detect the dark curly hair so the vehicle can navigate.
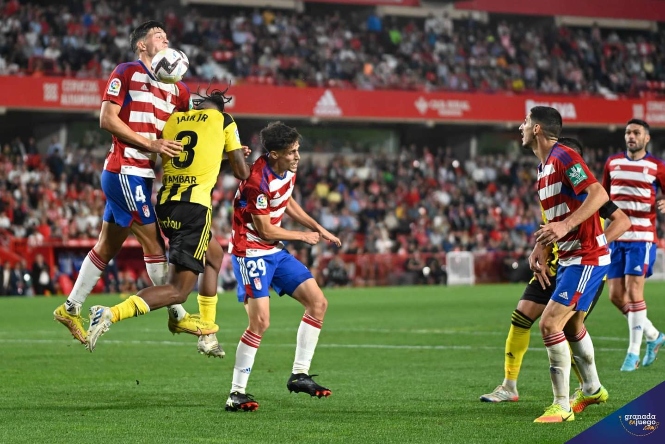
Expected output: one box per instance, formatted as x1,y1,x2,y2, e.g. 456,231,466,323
193,82,233,112
260,121,301,152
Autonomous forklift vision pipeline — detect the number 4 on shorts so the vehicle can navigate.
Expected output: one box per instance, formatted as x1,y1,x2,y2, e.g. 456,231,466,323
135,185,146,203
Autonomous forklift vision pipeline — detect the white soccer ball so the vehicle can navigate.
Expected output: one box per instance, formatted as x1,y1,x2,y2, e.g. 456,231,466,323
151,48,189,84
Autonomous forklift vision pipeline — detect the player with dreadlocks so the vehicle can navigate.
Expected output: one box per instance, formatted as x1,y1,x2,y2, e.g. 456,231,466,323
86,85,251,356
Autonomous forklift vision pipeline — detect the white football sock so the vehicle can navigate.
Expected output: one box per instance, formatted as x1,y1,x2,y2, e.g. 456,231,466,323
144,255,186,321
292,314,323,375
66,250,107,313
627,302,647,355
231,330,261,394
567,327,601,395
544,332,571,410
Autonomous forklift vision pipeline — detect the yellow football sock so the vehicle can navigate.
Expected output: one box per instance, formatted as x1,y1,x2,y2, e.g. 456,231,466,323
504,310,534,382
197,294,218,323
110,295,150,323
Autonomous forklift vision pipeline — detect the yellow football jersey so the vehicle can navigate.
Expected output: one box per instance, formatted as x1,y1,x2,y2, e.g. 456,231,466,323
158,110,241,209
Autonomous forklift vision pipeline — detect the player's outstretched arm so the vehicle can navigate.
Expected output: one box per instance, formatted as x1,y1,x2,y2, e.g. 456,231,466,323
99,101,182,157
251,213,320,245
285,197,341,247
535,182,608,245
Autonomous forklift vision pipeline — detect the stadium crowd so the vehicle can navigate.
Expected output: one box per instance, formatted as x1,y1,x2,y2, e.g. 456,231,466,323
1,0,665,96
0,128,650,294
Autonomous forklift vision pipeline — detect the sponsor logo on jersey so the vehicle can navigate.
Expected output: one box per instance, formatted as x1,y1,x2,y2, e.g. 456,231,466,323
566,163,588,186
256,194,268,210
107,78,121,96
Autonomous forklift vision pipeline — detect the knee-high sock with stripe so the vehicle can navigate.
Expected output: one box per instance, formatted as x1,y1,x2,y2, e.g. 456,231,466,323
66,250,107,313
544,332,572,410
620,302,659,342
503,310,533,391
231,330,262,394
144,254,186,321
627,301,647,354
293,313,323,375
567,327,601,395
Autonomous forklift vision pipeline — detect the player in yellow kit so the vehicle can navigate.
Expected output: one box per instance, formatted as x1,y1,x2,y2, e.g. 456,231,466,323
479,138,631,414
85,87,250,352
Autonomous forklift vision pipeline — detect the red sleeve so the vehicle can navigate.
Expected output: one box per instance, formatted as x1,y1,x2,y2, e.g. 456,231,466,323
602,158,611,194
561,152,598,195
101,64,130,106
176,81,191,111
244,178,271,216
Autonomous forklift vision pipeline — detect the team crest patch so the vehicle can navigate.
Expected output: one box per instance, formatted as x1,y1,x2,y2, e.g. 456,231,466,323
142,205,150,217
254,278,262,291
565,163,588,186
107,78,121,96
256,194,268,210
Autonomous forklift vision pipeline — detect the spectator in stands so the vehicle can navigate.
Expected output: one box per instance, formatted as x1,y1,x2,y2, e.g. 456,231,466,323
0,260,10,295
8,260,30,296
404,248,427,285
324,254,350,288
31,253,55,295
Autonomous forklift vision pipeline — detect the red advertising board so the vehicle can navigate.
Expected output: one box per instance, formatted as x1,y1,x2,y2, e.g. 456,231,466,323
305,0,420,5
1,76,664,127
455,0,665,22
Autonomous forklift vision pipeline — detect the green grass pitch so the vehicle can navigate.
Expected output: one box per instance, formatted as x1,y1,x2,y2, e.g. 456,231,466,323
1,283,664,444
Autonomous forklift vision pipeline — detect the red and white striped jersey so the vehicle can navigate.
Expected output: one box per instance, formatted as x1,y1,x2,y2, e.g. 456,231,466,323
537,143,610,266
101,60,191,178
603,152,665,242
230,155,296,257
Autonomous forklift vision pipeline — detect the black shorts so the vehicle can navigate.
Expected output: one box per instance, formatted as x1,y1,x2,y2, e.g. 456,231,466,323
156,202,211,274
520,276,605,320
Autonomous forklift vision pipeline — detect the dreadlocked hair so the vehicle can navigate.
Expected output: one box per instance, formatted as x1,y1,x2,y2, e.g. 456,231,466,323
194,82,232,112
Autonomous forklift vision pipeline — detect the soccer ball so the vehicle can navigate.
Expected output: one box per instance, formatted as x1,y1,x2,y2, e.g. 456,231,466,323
151,48,189,83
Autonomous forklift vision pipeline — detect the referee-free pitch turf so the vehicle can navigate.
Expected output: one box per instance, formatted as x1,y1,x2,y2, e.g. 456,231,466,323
1,284,664,444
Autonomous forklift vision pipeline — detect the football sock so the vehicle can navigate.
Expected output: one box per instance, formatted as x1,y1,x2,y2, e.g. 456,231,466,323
622,303,658,341
544,332,571,410
569,347,583,387
231,330,262,393
567,327,601,395
144,255,168,285
503,310,533,391
292,313,323,375
627,301,647,355
643,318,659,342
66,249,107,312
144,255,186,321
198,294,218,323
110,295,150,323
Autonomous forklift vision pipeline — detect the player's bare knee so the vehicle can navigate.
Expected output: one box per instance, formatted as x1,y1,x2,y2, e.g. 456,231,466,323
538,317,560,336
249,318,269,335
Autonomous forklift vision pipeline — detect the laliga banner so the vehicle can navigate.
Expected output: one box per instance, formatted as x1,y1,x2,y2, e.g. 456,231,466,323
1,76,665,127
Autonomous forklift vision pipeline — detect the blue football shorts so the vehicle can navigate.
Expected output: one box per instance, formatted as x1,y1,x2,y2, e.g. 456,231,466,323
607,241,655,279
232,249,314,303
551,264,609,312
101,170,156,227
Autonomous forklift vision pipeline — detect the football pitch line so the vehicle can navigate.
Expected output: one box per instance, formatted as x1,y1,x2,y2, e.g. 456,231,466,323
0,337,628,353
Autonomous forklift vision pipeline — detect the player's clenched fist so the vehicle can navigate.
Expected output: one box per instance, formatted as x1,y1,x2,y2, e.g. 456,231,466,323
151,139,183,157
300,231,320,245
